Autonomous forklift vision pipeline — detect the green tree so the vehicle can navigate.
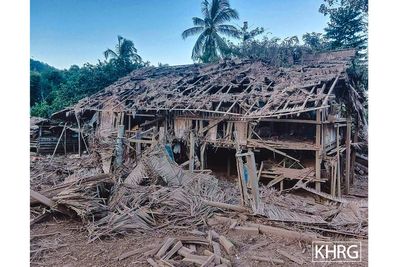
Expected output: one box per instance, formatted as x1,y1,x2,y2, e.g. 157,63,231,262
238,21,265,43
104,35,142,71
324,7,366,50
228,35,309,67
31,36,148,117
302,32,327,51
319,0,368,16
182,0,240,63
30,71,42,105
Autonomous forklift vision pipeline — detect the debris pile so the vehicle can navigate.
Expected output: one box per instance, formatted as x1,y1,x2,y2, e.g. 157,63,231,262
31,146,234,240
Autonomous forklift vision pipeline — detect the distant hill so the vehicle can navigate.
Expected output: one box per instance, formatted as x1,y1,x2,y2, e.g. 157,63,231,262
30,59,59,73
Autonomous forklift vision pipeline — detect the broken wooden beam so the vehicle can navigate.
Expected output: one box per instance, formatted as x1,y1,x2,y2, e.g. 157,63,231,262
202,199,248,213
277,249,305,265
147,258,159,267
219,235,235,255
30,189,74,217
233,226,259,235
249,255,284,265
247,223,324,243
162,241,183,260
156,238,176,258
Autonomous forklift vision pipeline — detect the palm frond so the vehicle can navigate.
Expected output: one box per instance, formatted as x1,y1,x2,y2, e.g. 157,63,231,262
192,17,206,26
104,49,118,60
212,32,230,57
182,26,205,39
192,31,207,60
213,8,239,24
201,0,210,18
216,24,240,38
210,0,230,20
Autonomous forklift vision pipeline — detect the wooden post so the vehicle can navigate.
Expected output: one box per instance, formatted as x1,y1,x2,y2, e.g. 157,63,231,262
331,125,339,196
200,143,206,170
350,122,359,185
330,161,336,196
246,151,260,211
127,114,131,155
189,131,195,172
115,124,125,167
75,113,81,157
63,126,67,155
235,154,248,206
315,110,322,192
345,118,352,194
337,155,341,197
135,130,142,160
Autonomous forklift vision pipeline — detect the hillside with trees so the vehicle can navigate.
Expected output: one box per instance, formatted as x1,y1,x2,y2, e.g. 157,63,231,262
30,36,149,117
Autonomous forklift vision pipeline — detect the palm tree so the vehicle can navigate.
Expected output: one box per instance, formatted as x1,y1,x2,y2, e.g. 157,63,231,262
238,21,265,43
104,36,142,64
182,0,240,63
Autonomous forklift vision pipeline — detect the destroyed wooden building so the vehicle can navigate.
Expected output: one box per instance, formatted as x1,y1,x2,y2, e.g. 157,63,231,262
30,116,81,154
51,49,366,200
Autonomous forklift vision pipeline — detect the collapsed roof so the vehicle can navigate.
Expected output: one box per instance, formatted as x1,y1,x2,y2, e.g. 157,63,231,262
53,49,364,121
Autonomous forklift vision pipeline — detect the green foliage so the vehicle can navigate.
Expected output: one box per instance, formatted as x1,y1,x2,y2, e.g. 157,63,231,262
30,71,41,105
238,21,265,43
31,101,52,118
228,35,311,67
30,59,57,73
324,7,366,50
302,32,328,51
30,36,148,118
320,0,368,96
319,0,368,16
182,0,240,63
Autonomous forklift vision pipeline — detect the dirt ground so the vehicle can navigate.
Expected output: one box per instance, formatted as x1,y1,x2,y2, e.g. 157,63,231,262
30,216,368,266
31,154,368,266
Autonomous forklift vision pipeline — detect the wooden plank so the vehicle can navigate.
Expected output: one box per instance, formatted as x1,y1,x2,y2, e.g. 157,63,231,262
315,110,322,192
219,235,235,255
189,132,195,172
212,241,221,256
322,75,340,106
162,241,183,260
246,152,260,211
30,190,74,217
249,255,284,265
247,222,324,243
257,161,264,182
277,249,305,265
233,226,259,235
345,118,352,194
235,154,248,206
147,258,159,267
267,175,285,188
202,200,248,213
200,143,206,170
200,255,215,267
74,112,81,157
30,189,55,208
156,238,176,258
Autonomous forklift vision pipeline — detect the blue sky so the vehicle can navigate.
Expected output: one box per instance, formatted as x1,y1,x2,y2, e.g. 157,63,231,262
31,0,328,69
